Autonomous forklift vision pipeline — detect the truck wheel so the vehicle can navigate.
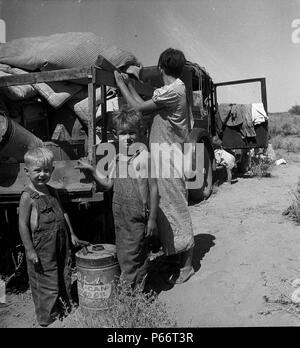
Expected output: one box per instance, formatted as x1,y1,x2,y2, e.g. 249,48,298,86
188,143,213,202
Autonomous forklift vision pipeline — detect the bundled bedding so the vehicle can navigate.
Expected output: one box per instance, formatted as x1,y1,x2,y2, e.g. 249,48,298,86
0,32,142,127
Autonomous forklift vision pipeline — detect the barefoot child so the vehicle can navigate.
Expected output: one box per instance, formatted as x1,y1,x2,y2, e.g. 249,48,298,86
114,48,195,284
76,107,159,289
18,147,87,327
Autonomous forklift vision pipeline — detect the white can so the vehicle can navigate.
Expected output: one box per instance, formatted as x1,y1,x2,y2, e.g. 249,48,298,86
0,279,6,303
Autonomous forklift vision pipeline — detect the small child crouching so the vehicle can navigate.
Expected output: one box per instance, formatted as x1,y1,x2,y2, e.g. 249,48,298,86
212,136,236,184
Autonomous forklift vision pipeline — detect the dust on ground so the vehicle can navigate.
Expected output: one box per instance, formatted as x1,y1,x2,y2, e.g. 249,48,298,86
1,153,300,328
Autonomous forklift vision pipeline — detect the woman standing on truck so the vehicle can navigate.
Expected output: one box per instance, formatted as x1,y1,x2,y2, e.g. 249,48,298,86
114,48,194,284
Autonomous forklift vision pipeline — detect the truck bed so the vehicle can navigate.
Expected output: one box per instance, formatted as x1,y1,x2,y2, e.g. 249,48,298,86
0,160,103,204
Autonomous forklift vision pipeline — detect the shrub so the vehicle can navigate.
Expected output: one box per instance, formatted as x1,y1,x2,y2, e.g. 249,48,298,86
285,139,298,153
288,104,300,115
283,178,300,224
268,113,300,138
281,122,293,136
62,279,177,328
270,135,283,150
250,155,274,177
270,135,300,153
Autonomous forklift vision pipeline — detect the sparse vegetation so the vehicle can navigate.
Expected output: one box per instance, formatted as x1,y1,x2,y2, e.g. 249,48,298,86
288,104,300,116
282,178,300,225
269,112,300,153
261,293,300,318
61,279,177,328
249,155,274,178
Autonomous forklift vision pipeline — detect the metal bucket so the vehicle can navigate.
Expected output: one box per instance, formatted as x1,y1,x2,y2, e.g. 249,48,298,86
0,113,43,162
75,244,120,311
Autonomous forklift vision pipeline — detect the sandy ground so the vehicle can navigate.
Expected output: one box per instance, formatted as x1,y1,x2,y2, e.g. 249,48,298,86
1,154,300,328
162,154,300,327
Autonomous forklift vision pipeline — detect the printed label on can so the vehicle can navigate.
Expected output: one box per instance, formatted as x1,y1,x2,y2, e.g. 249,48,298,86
77,282,112,299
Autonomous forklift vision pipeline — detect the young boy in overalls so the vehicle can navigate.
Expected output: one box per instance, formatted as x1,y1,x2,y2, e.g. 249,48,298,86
77,107,159,289
18,147,87,327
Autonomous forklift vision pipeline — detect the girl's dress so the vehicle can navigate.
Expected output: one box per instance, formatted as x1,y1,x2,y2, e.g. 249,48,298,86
150,78,194,255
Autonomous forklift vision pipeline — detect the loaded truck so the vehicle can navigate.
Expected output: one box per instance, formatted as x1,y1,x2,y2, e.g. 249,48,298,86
0,36,269,281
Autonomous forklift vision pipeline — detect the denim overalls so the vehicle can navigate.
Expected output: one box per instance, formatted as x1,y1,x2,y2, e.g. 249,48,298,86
23,185,72,326
112,151,149,287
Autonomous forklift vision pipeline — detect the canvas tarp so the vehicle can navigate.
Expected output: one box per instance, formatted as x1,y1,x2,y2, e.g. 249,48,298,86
0,32,141,73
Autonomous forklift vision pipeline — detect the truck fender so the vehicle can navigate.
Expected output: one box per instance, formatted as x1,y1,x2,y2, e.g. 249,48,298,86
188,127,215,170
187,127,215,202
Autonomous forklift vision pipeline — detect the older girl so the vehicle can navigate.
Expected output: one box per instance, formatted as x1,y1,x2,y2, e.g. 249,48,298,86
114,48,194,284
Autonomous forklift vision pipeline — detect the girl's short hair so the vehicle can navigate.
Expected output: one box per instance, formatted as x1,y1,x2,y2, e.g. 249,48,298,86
24,146,54,167
158,48,186,78
112,105,143,132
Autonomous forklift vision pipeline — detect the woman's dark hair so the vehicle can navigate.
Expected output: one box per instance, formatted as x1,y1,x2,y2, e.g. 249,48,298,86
158,48,186,78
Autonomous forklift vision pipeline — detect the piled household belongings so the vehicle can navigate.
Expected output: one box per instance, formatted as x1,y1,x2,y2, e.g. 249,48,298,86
0,32,142,161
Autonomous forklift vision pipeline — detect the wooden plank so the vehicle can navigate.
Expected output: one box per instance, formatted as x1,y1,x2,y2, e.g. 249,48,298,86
101,85,108,142
88,69,96,164
0,65,154,97
0,66,92,87
94,68,154,97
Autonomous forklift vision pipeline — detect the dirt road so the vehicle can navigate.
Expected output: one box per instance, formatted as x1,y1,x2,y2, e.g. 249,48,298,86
1,155,300,327
161,155,300,326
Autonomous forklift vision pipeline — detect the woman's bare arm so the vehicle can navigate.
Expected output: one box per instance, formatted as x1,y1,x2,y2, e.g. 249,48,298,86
114,71,160,114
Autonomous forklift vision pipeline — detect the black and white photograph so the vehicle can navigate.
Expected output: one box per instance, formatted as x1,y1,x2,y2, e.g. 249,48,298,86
0,0,300,331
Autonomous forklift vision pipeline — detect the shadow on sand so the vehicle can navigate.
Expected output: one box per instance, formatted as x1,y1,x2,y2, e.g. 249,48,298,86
145,233,215,294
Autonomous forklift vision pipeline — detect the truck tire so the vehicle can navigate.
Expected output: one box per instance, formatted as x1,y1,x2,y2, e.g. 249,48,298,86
188,143,213,202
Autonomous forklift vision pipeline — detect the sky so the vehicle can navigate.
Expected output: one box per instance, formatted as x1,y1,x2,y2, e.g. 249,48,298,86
0,0,299,112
